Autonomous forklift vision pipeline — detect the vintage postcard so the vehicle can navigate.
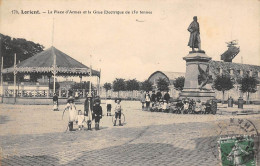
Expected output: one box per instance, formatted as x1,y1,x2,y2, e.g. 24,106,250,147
0,0,259,165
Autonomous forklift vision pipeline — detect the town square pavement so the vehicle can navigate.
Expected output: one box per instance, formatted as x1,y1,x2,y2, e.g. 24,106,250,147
0,101,259,166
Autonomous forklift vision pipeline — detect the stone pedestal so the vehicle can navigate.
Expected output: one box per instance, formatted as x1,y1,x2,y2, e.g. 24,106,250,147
179,51,215,102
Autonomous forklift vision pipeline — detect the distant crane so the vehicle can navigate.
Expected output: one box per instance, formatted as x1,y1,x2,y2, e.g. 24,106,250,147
220,40,240,62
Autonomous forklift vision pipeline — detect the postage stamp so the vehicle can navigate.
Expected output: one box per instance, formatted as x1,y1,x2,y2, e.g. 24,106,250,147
217,118,259,166
218,135,256,166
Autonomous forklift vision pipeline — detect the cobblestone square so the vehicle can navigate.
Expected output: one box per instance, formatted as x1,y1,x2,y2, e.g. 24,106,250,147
0,101,260,166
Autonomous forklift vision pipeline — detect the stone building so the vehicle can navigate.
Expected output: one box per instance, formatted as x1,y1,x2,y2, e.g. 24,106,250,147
147,71,185,98
147,61,260,101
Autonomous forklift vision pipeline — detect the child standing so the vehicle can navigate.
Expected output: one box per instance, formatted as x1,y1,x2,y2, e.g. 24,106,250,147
106,96,113,116
63,96,77,131
145,91,151,111
114,99,123,126
93,99,103,130
77,110,84,130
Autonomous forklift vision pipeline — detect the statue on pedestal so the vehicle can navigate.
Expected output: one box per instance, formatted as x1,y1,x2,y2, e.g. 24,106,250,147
180,16,215,101
188,16,201,52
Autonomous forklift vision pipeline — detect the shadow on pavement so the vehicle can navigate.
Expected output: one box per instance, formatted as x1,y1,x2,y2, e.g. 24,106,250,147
1,155,59,166
0,115,10,124
64,142,220,166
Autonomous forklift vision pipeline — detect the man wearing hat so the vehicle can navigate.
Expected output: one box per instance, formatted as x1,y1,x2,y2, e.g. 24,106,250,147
53,93,59,111
84,93,93,130
156,90,162,102
188,16,201,51
140,91,146,110
163,90,170,104
151,90,156,107
144,91,151,111
93,99,103,130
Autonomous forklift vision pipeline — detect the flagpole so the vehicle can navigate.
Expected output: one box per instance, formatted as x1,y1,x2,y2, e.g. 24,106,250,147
13,53,16,100
98,68,101,96
88,55,92,122
52,17,56,95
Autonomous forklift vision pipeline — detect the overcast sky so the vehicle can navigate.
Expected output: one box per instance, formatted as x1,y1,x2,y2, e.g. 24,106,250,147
1,0,259,83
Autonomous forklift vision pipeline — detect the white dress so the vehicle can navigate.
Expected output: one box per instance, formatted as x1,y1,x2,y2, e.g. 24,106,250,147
66,103,77,122
77,114,84,126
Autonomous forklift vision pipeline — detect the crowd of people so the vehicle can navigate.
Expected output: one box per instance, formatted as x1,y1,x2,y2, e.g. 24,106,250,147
140,90,171,111
140,90,217,114
53,89,217,132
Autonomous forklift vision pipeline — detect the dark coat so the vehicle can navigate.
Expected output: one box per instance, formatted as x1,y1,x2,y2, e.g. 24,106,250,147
156,92,162,101
187,21,200,48
84,98,93,116
164,93,170,102
93,105,102,119
151,94,156,102
53,95,58,105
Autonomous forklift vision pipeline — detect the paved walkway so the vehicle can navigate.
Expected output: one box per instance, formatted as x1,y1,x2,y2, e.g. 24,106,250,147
217,103,260,115
0,101,259,166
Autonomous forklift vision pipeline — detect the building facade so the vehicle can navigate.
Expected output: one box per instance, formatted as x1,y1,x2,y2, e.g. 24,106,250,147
147,61,260,101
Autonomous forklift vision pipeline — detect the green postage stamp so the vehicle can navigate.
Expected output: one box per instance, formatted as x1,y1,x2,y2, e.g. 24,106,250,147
218,135,257,166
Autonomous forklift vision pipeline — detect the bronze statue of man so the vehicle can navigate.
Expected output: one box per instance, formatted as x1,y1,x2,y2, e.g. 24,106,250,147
188,16,201,51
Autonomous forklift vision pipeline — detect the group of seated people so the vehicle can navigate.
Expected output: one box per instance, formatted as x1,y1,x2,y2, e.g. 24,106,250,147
149,97,212,114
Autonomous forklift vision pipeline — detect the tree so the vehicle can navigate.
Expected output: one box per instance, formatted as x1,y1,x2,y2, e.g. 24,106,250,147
212,75,234,103
141,80,153,92
103,82,112,98
113,78,126,98
126,79,140,100
0,33,44,71
173,76,185,91
239,76,258,104
157,77,169,91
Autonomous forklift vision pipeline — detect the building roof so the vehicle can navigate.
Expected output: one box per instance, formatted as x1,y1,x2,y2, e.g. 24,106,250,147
209,60,260,81
148,61,260,85
17,46,87,68
2,46,100,77
148,71,185,85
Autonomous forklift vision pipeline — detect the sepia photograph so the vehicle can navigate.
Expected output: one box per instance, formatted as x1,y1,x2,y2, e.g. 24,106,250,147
0,0,259,165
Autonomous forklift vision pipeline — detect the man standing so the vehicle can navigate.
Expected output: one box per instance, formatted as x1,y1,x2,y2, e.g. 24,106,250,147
151,90,156,107
84,93,93,130
53,93,59,111
140,91,146,110
145,91,151,111
188,16,201,51
156,90,162,102
163,90,170,103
